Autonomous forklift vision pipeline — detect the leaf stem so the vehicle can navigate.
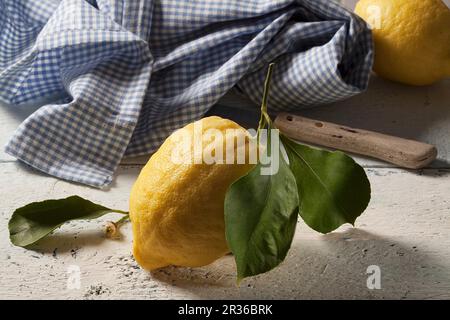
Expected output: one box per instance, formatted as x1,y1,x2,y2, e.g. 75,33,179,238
112,209,129,215
261,63,274,119
258,63,275,136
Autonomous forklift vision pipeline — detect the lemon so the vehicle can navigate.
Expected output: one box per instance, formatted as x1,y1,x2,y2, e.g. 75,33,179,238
129,116,255,270
355,0,450,85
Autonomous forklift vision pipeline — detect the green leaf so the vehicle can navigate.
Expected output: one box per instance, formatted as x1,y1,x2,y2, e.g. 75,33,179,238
282,136,371,234
224,130,299,281
225,63,299,281
9,196,128,247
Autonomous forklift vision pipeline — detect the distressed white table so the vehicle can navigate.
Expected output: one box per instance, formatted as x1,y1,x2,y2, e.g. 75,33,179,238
1,2,450,300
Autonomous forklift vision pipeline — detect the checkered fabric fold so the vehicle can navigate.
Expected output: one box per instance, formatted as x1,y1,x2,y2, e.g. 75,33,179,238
0,0,373,187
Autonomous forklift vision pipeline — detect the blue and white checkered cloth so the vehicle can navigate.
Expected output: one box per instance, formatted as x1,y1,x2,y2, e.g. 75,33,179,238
0,0,373,188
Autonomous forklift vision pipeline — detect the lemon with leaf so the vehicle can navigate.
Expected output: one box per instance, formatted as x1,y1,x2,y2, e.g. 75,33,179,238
8,65,371,281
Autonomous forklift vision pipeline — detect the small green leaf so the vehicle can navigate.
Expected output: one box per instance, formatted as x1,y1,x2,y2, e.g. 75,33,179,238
9,196,128,247
282,136,371,234
225,131,299,281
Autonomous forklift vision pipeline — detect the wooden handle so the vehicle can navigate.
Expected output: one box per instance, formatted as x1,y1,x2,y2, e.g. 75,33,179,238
275,113,437,169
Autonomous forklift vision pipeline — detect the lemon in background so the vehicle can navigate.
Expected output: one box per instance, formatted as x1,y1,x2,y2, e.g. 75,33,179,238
355,0,450,85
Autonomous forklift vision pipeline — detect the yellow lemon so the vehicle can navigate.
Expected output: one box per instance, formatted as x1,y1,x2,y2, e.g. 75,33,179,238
355,0,450,85
129,116,255,270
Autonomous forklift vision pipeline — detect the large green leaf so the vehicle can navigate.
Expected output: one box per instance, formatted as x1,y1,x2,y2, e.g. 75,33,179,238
224,135,299,281
282,136,371,234
9,196,128,247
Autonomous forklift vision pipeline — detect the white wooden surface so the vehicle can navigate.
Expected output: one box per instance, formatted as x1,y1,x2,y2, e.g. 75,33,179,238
1,1,450,300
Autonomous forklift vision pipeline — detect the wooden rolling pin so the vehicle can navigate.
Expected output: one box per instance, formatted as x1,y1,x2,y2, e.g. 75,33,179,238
274,113,437,169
